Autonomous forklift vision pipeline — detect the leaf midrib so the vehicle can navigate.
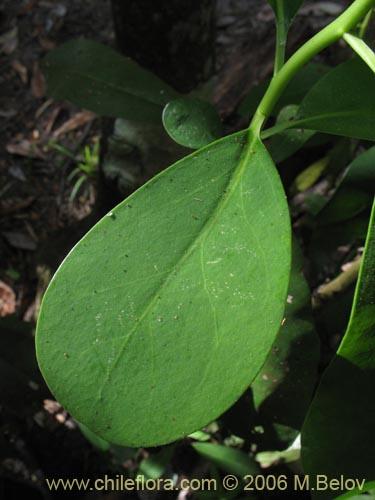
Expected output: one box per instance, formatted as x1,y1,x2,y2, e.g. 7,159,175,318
94,131,256,402
262,109,366,138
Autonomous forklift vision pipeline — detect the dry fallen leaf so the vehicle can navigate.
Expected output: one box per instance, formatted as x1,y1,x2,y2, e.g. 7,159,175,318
52,110,96,138
3,231,38,251
0,196,35,216
31,61,46,99
6,139,46,159
0,281,16,317
11,59,28,84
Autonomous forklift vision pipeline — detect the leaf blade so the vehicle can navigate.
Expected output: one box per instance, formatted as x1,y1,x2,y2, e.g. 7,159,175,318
192,442,258,477
343,33,375,73
43,39,178,122
267,1,304,31
301,199,375,499
291,58,375,140
36,131,291,447
162,97,222,149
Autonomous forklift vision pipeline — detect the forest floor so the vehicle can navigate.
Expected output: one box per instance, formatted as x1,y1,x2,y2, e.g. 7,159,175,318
0,1,348,499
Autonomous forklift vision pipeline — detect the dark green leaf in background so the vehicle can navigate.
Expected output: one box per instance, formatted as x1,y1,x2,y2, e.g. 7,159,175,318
267,105,315,163
138,446,175,479
36,131,291,447
309,214,369,278
78,422,111,451
252,239,320,447
317,145,375,225
267,0,304,31
162,97,222,149
43,39,178,122
192,442,258,477
238,63,329,118
302,198,375,500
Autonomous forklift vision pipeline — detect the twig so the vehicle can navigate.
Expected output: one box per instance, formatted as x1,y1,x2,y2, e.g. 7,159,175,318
312,258,362,308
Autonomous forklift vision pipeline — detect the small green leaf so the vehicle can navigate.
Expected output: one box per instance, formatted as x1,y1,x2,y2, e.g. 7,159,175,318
192,442,258,477
267,0,304,31
189,430,211,442
309,214,369,277
138,446,175,479
78,422,111,451
43,39,178,122
267,105,315,163
343,33,375,73
36,131,291,447
302,199,375,500
162,97,222,149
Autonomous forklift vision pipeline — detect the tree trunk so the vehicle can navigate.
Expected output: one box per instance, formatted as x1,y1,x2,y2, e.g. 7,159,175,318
111,0,216,92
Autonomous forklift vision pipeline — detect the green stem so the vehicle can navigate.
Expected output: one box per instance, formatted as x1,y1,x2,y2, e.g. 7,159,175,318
249,0,375,137
274,0,287,75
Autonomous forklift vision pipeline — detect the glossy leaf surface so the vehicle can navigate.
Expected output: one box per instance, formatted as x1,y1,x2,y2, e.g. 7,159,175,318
267,0,304,31
302,199,375,500
43,39,178,122
36,131,291,447
162,97,222,149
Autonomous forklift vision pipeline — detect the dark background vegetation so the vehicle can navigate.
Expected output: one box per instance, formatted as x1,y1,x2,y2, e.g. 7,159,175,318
0,1,356,499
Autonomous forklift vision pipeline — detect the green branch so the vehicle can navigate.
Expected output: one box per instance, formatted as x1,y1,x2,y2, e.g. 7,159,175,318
274,0,287,75
249,0,375,137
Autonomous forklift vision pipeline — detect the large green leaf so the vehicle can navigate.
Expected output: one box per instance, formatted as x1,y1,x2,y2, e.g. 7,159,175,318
268,58,375,140
43,39,178,122
301,199,375,500
36,131,291,447
252,239,320,447
162,97,222,149
267,0,304,31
